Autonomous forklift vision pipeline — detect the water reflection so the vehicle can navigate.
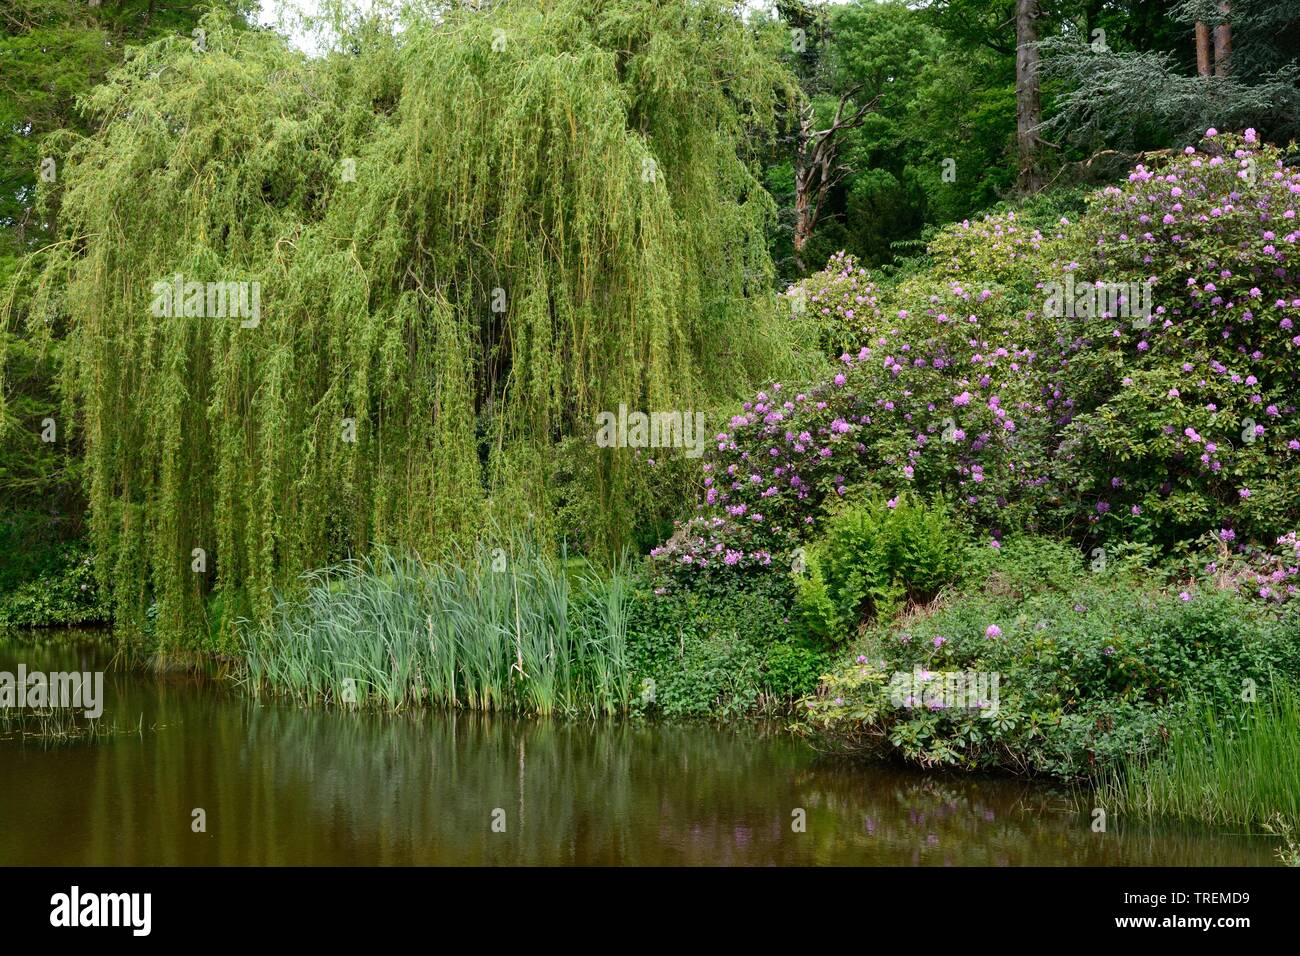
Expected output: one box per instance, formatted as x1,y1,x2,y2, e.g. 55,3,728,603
0,633,1277,865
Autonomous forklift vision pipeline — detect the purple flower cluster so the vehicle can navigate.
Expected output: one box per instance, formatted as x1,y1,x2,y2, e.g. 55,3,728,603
1062,131,1300,541
785,252,885,352
1214,530,1300,604
654,132,1300,575
652,292,1052,571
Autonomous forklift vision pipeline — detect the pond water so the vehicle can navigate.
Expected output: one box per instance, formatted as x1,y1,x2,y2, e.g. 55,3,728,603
0,631,1279,865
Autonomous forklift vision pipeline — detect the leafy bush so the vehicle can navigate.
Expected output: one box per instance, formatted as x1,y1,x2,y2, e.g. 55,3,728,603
760,640,829,701
0,542,110,629
793,492,965,642
626,568,828,718
799,536,1300,779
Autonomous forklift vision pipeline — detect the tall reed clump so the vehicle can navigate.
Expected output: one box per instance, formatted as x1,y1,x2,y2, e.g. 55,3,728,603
241,538,632,718
1097,682,1300,830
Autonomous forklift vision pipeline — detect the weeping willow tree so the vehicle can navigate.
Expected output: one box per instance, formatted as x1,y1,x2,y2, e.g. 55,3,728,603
6,1,798,649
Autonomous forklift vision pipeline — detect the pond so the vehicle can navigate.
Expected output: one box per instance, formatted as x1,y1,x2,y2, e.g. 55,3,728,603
0,631,1279,866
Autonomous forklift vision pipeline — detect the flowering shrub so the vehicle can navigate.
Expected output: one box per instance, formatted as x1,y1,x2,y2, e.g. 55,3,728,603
798,536,1300,778
652,260,1060,573
1197,529,1300,604
782,252,886,356
1052,131,1300,549
654,131,1300,577
0,543,109,629
927,210,1068,285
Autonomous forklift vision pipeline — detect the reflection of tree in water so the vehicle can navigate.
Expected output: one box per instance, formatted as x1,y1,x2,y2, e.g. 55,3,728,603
240,709,818,865
0,635,1278,865
228,709,1274,866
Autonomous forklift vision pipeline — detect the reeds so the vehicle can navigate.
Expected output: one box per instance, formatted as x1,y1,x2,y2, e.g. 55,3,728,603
240,538,632,717
0,707,135,743
1097,682,1300,830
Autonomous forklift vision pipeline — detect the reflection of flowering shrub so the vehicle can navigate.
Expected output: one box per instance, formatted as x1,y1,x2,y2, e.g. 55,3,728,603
655,132,1300,576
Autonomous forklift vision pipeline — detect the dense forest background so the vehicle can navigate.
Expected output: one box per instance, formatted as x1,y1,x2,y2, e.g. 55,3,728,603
761,0,1300,279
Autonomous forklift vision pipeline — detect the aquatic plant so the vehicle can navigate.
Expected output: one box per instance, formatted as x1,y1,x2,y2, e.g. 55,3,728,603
241,536,632,717
1098,680,1300,830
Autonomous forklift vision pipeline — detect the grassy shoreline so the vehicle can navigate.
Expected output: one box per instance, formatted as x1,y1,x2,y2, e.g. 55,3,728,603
1096,684,1300,834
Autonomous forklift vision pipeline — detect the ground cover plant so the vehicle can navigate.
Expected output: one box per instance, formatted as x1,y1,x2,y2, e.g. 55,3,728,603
798,534,1300,779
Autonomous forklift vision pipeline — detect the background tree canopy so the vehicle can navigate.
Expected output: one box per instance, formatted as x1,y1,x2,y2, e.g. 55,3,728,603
759,0,1300,280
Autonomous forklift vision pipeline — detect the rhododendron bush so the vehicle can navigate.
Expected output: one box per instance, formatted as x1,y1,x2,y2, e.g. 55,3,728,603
1202,529,1300,605
784,252,886,356
1054,131,1300,548
654,132,1300,577
797,536,1300,777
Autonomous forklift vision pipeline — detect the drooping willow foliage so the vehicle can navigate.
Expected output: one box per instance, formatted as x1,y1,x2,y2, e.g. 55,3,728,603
8,2,798,648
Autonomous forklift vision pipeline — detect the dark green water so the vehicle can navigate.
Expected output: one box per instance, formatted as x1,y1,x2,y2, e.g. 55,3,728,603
0,631,1280,865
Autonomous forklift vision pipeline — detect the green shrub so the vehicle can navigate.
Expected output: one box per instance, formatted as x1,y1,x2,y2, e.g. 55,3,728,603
793,492,965,642
761,640,829,700
626,567,826,718
800,535,1300,779
0,542,110,629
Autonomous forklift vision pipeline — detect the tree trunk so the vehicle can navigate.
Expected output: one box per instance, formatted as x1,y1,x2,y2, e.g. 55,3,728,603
791,91,879,274
1213,2,1232,77
1015,0,1043,193
792,139,834,272
1195,22,1212,77
792,170,813,273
